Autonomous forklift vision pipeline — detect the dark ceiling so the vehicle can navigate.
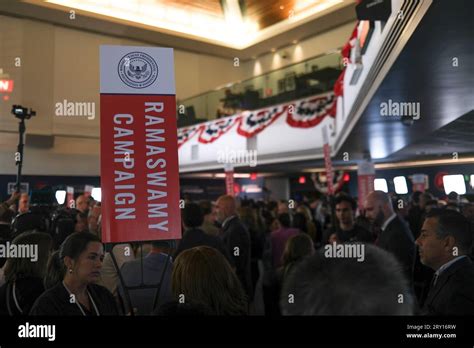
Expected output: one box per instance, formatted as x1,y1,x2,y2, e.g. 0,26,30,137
337,0,474,162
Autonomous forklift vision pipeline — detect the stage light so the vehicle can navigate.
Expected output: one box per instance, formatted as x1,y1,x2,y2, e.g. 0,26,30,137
91,187,102,202
393,176,408,194
343,173,350,182
55,190,66,205
250,173,257,180
299,176,306,184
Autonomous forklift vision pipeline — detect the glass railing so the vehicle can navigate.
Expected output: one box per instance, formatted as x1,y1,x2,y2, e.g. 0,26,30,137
177,50,342,127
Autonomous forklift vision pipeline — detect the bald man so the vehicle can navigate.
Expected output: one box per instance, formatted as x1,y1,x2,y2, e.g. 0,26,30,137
18,193,30,214
365,191,415,281
215,195,252,300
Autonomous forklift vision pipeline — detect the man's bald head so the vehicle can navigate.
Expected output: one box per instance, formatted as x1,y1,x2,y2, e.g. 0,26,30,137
215,195,236,223
366,191,391,206
18,193,29,214
365,191,394,226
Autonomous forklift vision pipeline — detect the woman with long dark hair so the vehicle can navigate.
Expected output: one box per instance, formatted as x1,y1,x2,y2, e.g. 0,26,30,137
30,232,118,315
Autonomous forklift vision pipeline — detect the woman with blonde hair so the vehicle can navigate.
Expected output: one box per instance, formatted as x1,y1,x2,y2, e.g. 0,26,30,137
296,204,318,242
280,233,315,281
171,246,248,315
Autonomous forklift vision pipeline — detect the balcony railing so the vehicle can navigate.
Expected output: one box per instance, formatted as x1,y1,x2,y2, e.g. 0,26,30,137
177,50,342,127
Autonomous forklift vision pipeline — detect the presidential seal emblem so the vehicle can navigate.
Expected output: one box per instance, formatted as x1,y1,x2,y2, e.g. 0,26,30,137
118,52,158,89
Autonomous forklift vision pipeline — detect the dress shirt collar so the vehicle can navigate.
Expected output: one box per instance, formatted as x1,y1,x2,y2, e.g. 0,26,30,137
222,215,237,229
435,255,467,277
381,213,397,231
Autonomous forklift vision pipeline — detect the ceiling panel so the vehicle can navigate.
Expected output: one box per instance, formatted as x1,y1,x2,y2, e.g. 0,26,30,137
161,0,224,18
244,0,297,29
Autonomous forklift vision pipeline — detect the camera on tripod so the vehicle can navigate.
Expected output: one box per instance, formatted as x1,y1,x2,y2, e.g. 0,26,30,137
11,105,36,120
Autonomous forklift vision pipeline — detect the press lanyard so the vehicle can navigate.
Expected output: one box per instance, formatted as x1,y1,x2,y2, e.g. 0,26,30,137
62,281,100,316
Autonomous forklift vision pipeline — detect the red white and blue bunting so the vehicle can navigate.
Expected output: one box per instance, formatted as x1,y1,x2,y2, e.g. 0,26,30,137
177,91,336,146
197,115,239,144
286,93,335,128
237,104,287,138
177,124,202,148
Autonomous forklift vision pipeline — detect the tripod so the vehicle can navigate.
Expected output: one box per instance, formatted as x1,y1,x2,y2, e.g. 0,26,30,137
11,105,36,193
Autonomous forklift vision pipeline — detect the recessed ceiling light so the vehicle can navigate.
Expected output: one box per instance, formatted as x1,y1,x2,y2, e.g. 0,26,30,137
292,40,298,44
280,5,284,10
271,48,276,52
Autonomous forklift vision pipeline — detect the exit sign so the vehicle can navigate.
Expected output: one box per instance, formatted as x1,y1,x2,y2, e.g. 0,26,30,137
0,80,14,92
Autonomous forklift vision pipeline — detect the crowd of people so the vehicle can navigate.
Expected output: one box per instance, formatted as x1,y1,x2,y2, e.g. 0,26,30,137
0,188,474,316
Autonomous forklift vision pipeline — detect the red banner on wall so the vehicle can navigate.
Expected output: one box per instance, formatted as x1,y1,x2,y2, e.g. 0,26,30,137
100,46,181,243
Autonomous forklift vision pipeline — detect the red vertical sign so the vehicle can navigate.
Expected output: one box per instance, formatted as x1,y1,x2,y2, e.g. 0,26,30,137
66,186,74,208
224,164,234,196
100,46,181,243
225,171,235,196
323,143,334,195
357,161,375,211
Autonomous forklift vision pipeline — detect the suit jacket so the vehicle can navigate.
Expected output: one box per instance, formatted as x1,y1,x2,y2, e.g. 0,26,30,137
378,216,415,281
174,228,233,265
221,216,252,299
423,257,474,315
119,252,173,315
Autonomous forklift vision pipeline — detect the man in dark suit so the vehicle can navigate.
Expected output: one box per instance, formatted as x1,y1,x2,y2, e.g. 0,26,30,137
215,195,253,300
416,208,474,315
174,202,231,263
365,191,415,282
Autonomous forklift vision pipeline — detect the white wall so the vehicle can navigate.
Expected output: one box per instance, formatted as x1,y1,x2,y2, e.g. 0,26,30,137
241,21,356,80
